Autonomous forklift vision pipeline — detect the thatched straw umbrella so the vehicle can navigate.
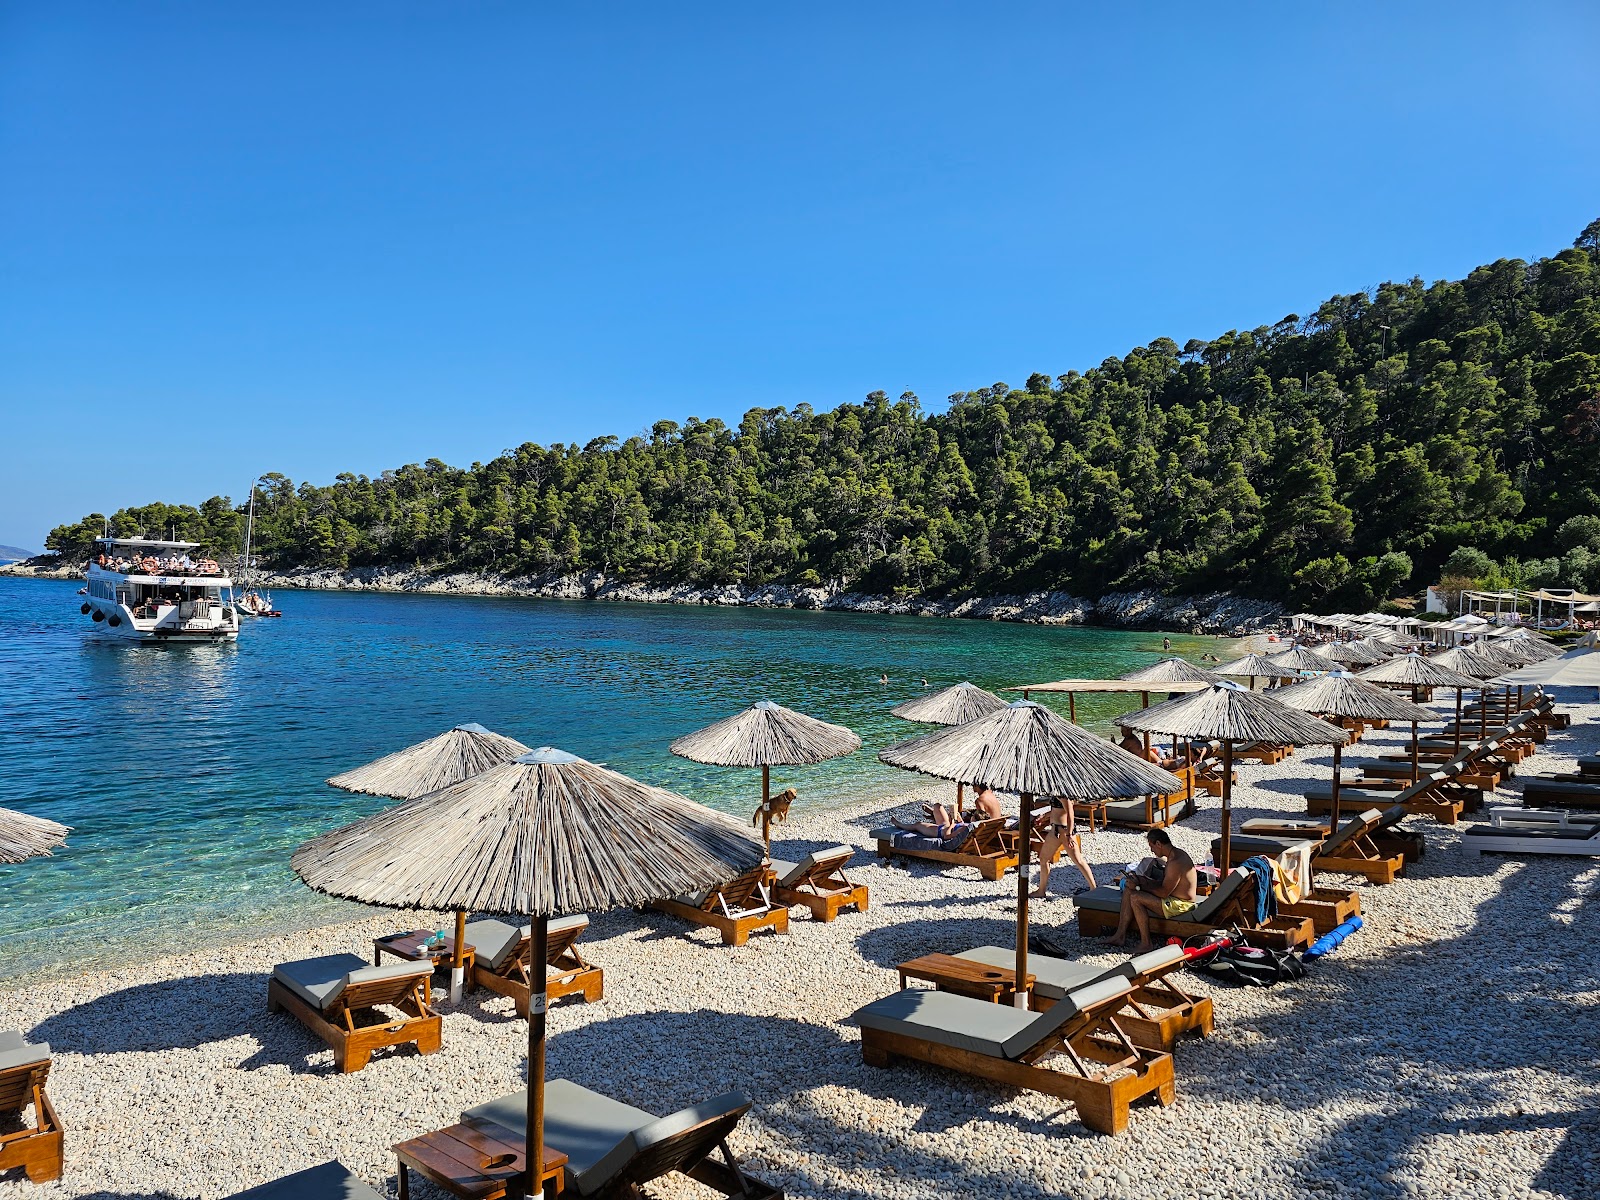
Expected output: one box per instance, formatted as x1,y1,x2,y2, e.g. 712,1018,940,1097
1214,653,1287,690
1274,672,1437,830
890,683,1008,815
1118,657,1223,686
293,747,764,1187
1350,636,1399,659
326,723,533,799
1265,646,1339,675
1322,641,1383,667
326,722,534,997
1116,684,1347,870
670,701,861,851
1429,645,1507,746
879,701,1181,1002
0,806,70,864
1359,653,1484,765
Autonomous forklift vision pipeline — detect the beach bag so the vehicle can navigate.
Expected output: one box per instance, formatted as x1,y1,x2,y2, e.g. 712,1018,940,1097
1193,943,1304,988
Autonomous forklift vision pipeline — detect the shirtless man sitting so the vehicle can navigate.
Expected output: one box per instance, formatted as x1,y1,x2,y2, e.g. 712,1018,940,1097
1103,829,1198,953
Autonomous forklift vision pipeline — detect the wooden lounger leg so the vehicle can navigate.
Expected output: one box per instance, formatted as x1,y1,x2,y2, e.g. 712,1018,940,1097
861,1040,891,1068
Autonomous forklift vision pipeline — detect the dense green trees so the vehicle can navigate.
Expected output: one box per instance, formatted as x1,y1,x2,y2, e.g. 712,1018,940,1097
46,220,1600,610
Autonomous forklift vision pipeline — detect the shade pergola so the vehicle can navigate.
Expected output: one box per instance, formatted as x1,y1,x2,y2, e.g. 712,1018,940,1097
1274,672,1439,823
890,682,1009,815
293,747,765,1189
326,722,535,998
670,701,861,850
1115,684,1348,869
0,806,71,864
879,700,1182,1003
1118,657,1224,686
326,723,533,799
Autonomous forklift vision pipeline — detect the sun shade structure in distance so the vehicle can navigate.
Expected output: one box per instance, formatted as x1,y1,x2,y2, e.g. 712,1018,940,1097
1117,657,1223,685
879,699,1183,1004
0,806,70,864
890,682,1009,813
1492,646,1600,689
670,700,861,851
1002,677,1211,728
1360,653,1487,752
1274,671,1439,827
1215,652,1292,686
292,746,765,1187
1264,646,1340,674
325,723,533,800
1320,641,1384,666
1115,683,1348,870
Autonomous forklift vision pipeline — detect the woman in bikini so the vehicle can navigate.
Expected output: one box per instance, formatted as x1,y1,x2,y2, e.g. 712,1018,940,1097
1029,794,1097,899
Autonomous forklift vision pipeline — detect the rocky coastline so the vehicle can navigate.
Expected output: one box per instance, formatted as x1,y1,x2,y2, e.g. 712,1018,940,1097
1,557,1285,633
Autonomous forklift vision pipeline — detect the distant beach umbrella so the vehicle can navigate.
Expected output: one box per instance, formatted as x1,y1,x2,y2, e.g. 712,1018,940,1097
1350,637,1399,659
1265,646,1340,674
1492,645,1600,689
1275,671,1439,817
1321,641,1383,666
1367,629,1414,647
1428,646,1503,679
880,700,1182,1005
1118,657,1223,686
1214,653,1287,688
890,682,1009,815
293,747,764,1187
0,806,70,865
1360,652,1486,755
326,723,532,800
670,700,861,850
1116,684,1347,871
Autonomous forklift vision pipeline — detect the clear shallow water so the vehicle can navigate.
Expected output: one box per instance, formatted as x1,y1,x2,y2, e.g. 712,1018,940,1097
0,576,1225,982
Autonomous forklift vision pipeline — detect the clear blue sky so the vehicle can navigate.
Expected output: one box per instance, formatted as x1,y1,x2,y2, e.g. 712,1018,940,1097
3,3,1598,552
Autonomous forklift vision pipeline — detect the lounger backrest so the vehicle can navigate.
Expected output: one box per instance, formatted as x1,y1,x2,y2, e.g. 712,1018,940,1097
1117,944,1186,984
778,846,852,889
585,1091,752,1197
546,914,589,961
0,1041,51,1115
1320,810,1383,857
705,866,768,912
466,918,529,972
329,963,432,1012
1372,804,1409,833
1188,867,1251,924
964,818,1005,853
1000,976,1132,1059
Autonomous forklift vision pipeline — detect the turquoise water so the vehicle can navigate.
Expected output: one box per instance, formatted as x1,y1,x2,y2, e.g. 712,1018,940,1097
0,576,1225,982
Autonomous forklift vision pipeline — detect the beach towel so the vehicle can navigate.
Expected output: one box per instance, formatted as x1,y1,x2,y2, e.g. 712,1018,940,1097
1241,855,1277,924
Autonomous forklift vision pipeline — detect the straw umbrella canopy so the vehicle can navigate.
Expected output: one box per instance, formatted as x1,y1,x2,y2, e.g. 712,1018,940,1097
1265,646,1340,674
880,700,1181,1002
890,682,1009,815
1118,657,1223,686
1115,684,1348,871
670,701,861,851
326,723,533,799
0,806,70,864
1322,641,1383,666
1214,653,1288,689
1350,637,1399,659
1274,672,1439,827
293,747,765,1187
1360,653,1485,762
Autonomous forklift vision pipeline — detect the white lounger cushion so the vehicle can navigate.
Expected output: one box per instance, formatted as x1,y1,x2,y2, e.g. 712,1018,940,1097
272,953,429,1012
0,1035,49,1073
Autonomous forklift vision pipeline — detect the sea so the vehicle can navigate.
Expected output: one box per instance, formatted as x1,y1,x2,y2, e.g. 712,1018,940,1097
0,575,1228,983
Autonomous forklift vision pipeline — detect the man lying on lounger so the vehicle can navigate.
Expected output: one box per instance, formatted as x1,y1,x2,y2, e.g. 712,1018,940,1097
1102,829,1198,953
890,814,971,844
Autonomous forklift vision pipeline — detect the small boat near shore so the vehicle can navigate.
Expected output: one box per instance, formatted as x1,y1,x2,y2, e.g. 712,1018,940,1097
81,536,240,642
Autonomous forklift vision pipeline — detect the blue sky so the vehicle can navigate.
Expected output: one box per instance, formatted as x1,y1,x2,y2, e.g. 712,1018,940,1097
3,3,1598,551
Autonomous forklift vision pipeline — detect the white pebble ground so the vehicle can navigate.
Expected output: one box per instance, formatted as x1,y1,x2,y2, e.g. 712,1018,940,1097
2,692,1597,1199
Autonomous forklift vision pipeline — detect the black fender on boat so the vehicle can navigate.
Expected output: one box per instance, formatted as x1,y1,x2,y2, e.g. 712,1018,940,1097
81,602,91,614
91,609,105,622
108,615,122,627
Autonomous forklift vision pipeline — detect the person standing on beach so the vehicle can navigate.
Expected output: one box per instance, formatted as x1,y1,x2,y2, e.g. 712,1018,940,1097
1029,796,1096,898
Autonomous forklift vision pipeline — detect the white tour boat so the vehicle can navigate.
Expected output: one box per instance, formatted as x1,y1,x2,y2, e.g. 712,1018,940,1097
81,537,240,642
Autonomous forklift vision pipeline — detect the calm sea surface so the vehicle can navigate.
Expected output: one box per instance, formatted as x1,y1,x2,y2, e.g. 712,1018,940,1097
0,576,1226,982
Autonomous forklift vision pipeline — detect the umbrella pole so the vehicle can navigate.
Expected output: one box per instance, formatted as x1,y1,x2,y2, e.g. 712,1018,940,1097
1479,689,1488,739
1454,688,1462,753
760,764,771,855
1014,791,1033,1009
1410,721,1419,784
1329,742,1342,835
451,908,468,1004
1219,742,1234,872
527,913,549,1200
1068,693,1076,725
955,780,965,820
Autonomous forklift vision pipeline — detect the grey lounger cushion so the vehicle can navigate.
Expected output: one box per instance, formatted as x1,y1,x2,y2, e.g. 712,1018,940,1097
856,976,1130,1060
956,945,1107,1000
1118,944,1186,981
0,1030,25,1053
1320,810,1385,857
1072,866,1246,924
272,953,429,1012
0,1037,49,1073
225,1160,385,1200
773,846,852,888
466,1078,750,1197
468,914,586,971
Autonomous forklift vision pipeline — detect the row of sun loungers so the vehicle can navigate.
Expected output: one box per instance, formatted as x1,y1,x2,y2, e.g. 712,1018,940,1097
649,847,870,943
0,1032,60,1184
1463,806,1600,856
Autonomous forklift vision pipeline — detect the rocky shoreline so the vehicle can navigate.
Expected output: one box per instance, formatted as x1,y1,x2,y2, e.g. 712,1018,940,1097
1,558,1285,633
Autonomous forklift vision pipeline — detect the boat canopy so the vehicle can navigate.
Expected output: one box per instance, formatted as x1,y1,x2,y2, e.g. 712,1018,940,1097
95,536,204,552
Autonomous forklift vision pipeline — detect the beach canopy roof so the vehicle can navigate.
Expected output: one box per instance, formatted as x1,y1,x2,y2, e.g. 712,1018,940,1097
1265,646,1339,674
1492,645,1600,688
1005,678,1211,696
670,700,860,768
326,723,533,799
1366,628,1416,646
1427,646,1507,680
1114,684,1350,747
1350,636,1400,659
1358,654,1483,691
1214,652,1288,679
1321,641,1384,666
294,748,765,916
1117,657,1222,685
1273,672,1439,724
878,700,1182,799
890,681,1008,726
0,806,71,865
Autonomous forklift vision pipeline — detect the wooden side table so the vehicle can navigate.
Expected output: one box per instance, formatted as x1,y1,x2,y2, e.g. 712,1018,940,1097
375,929,475,977
395,1117,567,1199
897,952,1033,1004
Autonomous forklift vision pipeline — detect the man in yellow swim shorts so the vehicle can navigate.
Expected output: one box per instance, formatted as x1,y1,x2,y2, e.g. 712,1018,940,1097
1103,828,1199,953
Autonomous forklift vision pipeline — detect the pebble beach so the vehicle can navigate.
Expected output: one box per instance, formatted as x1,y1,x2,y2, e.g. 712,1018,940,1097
2,692,1596,1200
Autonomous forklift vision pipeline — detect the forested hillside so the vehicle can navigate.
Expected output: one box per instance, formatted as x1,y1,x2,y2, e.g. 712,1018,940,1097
46,220,1600,610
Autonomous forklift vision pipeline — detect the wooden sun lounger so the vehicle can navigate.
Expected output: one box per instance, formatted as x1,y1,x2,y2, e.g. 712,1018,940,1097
1464,807,1600,857
1578,757,1599,776
1074,867,1316,951
856,975,1175,1134
650,865,789,945
267,953,441,1073
1102,772,1197,830
956,944,1212,1052
1239,802,1422,871
1521,778,1600,812
1203,837,1360,935
770,846,868,921
467,914,603,1015
465,1079,784,1200
1233,741,1291,764
226,1161,385,1199
1243,807,1405,884
0,1033,62,1184
872,816,1018,880
1302,768,1481,825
